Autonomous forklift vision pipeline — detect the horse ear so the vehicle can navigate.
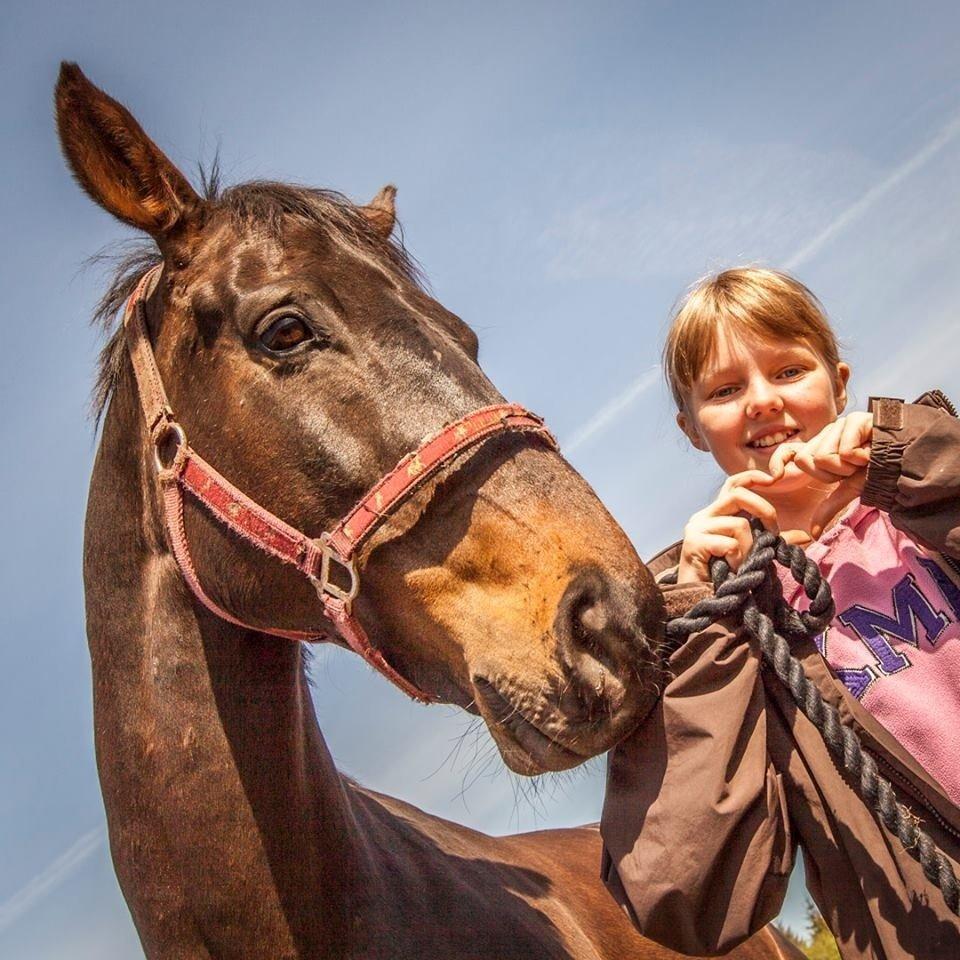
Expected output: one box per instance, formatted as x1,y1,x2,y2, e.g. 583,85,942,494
55,62,202,239
360,184,397,238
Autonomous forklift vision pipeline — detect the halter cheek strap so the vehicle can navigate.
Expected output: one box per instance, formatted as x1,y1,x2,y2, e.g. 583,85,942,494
122,266,557,703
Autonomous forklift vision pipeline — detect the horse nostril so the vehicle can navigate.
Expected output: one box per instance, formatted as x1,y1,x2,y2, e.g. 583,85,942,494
557,568,632,682
578,602,608,636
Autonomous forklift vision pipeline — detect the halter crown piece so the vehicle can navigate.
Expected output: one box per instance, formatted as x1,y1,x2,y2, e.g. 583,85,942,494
122,266,557,702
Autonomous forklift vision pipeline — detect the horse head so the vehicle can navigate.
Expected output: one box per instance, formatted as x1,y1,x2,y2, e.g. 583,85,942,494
57,63,665,776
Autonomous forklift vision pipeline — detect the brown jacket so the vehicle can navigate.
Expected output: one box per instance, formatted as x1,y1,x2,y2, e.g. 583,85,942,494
601,393,960,959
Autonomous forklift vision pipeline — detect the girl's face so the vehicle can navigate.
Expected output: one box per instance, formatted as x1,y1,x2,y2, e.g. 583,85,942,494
677,326,850,479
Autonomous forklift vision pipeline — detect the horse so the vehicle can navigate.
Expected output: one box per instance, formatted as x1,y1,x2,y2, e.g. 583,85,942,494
56,63,798,960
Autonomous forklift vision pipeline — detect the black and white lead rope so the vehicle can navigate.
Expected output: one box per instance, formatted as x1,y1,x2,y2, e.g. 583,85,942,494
665,521,960,917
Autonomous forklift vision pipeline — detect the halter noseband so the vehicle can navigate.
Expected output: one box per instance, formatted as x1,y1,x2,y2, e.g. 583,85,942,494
122,266,556,703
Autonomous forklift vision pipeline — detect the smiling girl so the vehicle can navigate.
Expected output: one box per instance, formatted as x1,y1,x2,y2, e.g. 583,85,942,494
600,268,960,958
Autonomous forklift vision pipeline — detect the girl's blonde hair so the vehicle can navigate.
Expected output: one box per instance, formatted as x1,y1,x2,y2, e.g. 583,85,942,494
663,267,841,410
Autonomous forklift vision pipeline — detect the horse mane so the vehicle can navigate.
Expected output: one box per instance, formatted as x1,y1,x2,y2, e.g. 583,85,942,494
90,162,423,422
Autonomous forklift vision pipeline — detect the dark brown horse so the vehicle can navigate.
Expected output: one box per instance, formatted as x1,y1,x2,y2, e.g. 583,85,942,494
57,64,798,960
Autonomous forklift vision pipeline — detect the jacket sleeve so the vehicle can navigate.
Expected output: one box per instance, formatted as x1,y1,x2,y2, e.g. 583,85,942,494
600,583,794,957
861,394,960,559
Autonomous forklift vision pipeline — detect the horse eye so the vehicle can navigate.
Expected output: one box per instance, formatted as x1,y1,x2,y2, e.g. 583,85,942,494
259,314,314,353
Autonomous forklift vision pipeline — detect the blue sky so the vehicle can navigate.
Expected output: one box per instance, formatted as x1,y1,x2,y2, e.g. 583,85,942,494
2,1,959,955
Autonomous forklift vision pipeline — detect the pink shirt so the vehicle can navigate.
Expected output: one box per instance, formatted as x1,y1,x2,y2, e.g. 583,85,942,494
779,500,960,806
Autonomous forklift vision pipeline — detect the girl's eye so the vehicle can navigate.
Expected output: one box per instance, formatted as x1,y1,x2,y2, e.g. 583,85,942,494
710,385,739,400
778,366,804,379
259,314,314,353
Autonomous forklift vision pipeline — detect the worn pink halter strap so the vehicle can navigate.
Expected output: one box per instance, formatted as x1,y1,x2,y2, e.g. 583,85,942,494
122,266,557,702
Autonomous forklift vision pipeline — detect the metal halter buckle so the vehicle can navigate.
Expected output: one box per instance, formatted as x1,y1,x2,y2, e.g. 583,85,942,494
311,532,360,610
153,420,187,472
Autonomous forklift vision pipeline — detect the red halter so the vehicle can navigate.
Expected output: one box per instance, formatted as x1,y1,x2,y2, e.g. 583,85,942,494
122,267,557,702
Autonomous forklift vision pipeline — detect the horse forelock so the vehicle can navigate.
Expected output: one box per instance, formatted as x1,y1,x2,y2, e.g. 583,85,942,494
89,169,423,423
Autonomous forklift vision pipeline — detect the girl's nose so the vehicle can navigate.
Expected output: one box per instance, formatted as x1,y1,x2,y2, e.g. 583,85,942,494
744,380,784,418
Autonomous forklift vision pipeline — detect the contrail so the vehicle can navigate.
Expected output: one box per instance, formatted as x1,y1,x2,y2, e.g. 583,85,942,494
563,110,960,453
0,826,105,933
785,111,960,270
564,366,660,453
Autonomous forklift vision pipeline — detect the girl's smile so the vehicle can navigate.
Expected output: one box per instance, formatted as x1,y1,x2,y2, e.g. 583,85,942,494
745,425,801,451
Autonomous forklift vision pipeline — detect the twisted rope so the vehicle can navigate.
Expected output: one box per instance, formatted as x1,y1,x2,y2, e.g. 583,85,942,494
665,520,960,917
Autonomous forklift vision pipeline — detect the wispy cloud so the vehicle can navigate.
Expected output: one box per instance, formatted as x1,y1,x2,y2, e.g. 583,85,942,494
0,827,105,934
540,139,870,283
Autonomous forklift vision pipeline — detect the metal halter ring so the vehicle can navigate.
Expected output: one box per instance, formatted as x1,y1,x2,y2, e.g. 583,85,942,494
311,532,361,609
153,421,187,473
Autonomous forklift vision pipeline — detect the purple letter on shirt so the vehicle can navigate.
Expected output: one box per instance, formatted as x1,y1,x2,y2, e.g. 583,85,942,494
836,573,950,698
918,556,960,619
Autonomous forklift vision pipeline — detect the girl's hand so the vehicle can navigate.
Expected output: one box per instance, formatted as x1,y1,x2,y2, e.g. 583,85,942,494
677,471,779,584
767,412,873,538
767,412,873,484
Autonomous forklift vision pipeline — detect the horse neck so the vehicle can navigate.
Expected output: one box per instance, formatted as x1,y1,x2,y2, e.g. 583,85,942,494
84,378,380,958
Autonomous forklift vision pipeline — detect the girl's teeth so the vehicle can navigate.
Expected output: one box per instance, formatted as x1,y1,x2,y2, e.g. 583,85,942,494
752,431,794,448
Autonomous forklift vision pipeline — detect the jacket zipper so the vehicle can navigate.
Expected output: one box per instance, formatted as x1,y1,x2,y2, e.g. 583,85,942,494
922,389,959,417
943,552,960,580
935,390,959,417
872,748,960,844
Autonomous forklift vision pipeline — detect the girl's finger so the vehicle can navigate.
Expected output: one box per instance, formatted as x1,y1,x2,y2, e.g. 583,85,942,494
839,413,872,464
797,416,871,477
723,516,754,565
838,446,871,467
694,534,744,571
794,449,861,479
812,419,846,457
708,486,779,531
697,515,754,560
767,442,802,479
792,421,858,481
723,469,778,490
679,534,742,583
781,528,814,548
